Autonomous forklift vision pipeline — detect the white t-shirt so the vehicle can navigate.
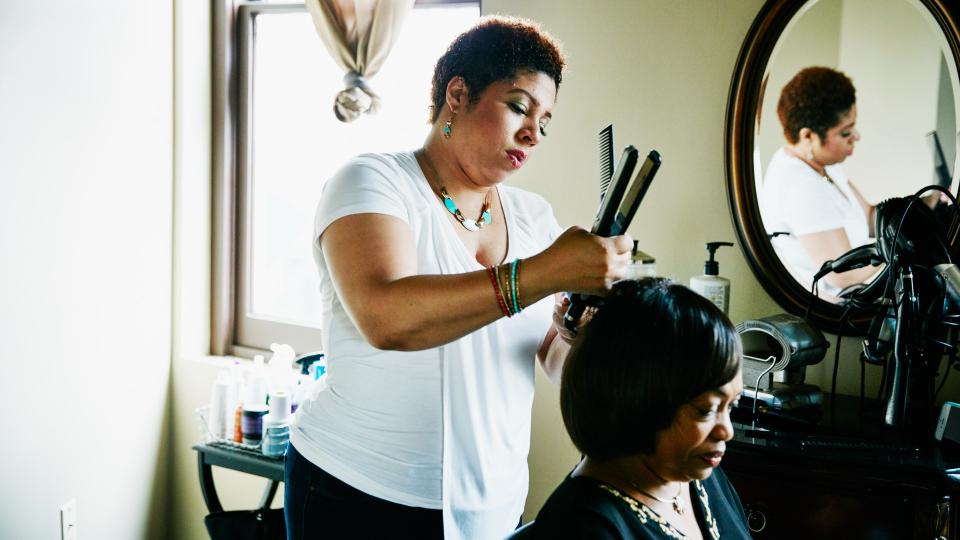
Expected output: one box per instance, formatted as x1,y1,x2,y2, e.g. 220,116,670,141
291,151,561,540
761,147,870,296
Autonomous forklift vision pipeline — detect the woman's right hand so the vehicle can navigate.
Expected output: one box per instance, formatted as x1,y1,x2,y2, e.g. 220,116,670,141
529,226,634,296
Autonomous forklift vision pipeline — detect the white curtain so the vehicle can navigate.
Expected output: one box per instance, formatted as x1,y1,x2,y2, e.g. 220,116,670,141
305,0,415,122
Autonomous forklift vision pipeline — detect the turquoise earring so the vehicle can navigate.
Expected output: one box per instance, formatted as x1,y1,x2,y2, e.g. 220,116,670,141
443,115,454,139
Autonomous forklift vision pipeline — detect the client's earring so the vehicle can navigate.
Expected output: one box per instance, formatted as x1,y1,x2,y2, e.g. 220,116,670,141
806,150,814,161
443,115,455,139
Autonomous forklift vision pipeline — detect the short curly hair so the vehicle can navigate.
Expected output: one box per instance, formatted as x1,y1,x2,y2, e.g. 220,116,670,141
560,278,742,462
777,66,856,144
429,16,565,123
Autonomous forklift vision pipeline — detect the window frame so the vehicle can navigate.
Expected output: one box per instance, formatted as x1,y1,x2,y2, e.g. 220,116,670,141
211,0,480,356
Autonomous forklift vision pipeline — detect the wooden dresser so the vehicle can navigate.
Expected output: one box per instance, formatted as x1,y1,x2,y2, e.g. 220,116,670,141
724,395,960,539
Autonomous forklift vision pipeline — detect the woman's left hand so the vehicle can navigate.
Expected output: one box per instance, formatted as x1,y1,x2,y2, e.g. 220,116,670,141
538,295,598,384
551,295,596,346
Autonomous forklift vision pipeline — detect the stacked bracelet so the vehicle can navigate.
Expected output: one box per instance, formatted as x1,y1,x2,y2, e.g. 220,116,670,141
487,266,511,317
510,259,521,315
487,259,524,317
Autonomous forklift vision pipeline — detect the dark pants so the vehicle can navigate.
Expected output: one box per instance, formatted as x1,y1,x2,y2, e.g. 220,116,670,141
284,443,443,540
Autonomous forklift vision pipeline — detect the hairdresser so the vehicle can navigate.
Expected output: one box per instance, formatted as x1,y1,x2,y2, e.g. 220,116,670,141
284,16,633,540
760,66,882,298
531,278,750,539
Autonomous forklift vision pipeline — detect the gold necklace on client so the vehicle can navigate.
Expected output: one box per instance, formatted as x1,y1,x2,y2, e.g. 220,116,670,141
628,480,685,515
417,149,492,232
624,460,686,515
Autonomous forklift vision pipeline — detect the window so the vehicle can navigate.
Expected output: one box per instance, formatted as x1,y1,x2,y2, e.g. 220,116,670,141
212,1,480,356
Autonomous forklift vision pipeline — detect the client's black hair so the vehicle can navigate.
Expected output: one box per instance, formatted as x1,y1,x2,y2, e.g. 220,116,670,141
560,278,742,461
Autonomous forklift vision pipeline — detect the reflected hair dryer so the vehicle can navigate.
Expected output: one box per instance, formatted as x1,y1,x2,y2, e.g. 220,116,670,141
813,244,883,282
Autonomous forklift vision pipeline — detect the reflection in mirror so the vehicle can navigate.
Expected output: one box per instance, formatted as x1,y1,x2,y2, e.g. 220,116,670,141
753,0,959,302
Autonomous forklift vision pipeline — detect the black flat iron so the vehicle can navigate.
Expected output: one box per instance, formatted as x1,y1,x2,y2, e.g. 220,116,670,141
562,127,662,333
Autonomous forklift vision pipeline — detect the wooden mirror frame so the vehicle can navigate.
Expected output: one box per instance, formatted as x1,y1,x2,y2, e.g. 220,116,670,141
725,0,960,334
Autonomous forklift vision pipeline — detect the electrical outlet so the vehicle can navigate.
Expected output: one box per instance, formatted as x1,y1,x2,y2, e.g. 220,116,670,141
60,499,77,540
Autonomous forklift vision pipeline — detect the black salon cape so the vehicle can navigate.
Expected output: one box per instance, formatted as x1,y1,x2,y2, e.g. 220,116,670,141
530,468,751,539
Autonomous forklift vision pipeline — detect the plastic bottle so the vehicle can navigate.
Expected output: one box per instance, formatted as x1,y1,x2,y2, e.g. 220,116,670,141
689,242,733,314
233,406,244,443
241,355,269,446
625,240,657,280
207,370,232,440
231,361,244,443
313,354,328,382
226,360,242,440
261,390,292,457
291,352,328,413
292,373,310,414
267,343,297,398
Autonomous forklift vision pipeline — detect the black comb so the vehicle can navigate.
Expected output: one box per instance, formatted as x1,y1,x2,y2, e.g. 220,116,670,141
599,124,614,202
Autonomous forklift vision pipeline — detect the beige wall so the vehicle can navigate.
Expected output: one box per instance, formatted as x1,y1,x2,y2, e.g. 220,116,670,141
0,2,173,539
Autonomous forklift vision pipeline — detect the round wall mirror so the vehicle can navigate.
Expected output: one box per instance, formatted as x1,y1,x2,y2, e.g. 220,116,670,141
725,0,960,334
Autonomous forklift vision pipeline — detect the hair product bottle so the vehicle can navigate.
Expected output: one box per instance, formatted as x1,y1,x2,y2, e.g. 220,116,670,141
690,242,733,314
240,355,269,446
625,240,657,279
230,362,245,443
261,390,292,457
207,371,232,440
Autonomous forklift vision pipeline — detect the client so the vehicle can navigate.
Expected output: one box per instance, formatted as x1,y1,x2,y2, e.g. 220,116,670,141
532,278,750,539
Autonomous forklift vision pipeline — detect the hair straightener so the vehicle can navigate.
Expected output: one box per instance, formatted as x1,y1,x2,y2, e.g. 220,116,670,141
562,127,662,333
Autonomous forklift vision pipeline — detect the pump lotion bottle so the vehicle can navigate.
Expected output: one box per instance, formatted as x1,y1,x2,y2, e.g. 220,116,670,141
690,242,733,314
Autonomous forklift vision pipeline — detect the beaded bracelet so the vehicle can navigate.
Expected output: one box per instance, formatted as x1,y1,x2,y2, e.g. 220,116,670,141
497,263,514,316
488,259,526,318
510,259,521,314
487,266,511,317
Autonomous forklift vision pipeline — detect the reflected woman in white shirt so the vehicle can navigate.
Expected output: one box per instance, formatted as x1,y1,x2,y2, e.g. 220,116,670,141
760,66,878,299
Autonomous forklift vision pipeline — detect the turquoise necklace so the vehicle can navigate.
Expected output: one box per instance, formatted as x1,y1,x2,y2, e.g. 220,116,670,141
439,187,492,232
419,151,492,232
